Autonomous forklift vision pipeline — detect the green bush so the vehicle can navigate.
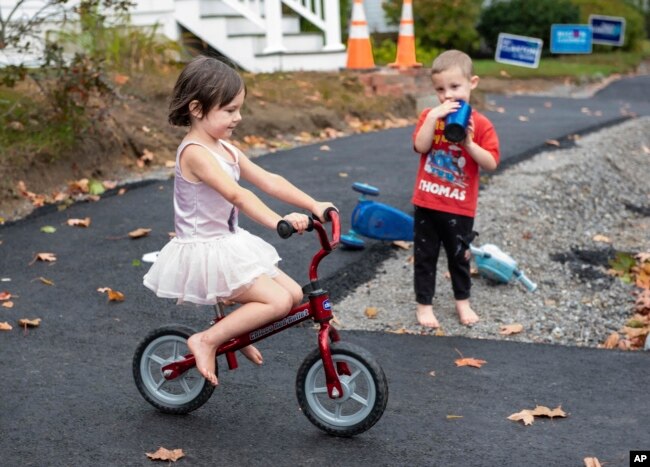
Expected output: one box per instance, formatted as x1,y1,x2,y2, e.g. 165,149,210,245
382,0,483,54
372,37,441,67
478,0,580,54
571,0,646,51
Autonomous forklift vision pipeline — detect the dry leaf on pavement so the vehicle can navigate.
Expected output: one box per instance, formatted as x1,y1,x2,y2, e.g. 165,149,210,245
2,301,14,308
18,318,41,327
455,357,487,368
0,291,12,300
0,321,13,331
129,228,151,239
67,217,91,227
145,447,185,462
584,457,602,467
30,252,56,264
508,405,566,426
37,277,55,286
97,287,126,302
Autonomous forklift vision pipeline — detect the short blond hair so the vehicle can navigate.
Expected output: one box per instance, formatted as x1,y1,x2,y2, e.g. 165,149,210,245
431,50,474,79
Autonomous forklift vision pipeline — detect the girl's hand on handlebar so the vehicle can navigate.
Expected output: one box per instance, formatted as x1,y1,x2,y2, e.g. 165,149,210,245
312,202,338,223
283,212,311,233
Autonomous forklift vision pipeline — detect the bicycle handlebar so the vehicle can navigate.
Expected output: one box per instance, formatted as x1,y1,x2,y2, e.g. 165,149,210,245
276,208,340,249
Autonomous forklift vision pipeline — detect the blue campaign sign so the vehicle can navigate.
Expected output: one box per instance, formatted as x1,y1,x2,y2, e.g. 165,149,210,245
550,24,592,54
495,33,543,68
589,14,625,46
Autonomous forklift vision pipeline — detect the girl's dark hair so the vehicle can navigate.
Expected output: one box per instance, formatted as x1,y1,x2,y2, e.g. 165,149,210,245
168,56,245,126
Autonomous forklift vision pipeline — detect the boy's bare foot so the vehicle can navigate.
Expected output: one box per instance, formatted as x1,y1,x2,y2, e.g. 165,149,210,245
187,333,218,386
416,304,440,328
456,299,479,326
240,345,263,365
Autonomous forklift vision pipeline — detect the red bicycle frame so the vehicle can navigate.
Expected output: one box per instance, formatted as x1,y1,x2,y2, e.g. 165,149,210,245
161,210,349,399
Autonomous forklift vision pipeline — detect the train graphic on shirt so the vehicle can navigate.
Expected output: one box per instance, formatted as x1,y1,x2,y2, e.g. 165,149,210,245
424,145,468,188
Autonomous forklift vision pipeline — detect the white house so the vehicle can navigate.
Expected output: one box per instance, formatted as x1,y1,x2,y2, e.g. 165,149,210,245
0,0,349,72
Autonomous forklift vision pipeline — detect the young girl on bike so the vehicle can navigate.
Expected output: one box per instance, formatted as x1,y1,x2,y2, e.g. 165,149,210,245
143,56,335,386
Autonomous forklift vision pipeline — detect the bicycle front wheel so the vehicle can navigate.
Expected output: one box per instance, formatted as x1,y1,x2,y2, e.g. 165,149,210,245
296,342,388,437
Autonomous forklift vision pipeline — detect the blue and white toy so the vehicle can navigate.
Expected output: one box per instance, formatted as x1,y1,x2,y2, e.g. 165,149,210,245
459,233,537,292
340,182,414,249
341,182,536,292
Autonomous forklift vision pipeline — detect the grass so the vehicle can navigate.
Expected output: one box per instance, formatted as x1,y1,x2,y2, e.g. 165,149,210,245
474,44,650,79
0,88,77,166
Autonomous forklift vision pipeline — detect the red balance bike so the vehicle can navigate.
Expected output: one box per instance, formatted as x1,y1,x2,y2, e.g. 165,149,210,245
132,209,389,437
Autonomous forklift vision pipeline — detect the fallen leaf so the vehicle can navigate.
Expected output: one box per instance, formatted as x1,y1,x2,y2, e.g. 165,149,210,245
429,371,436,377
2,301,14,308
455,357,487,368
603,332,620,349
113,73,129,85
592,234,611,243
145,447,185,462
499,323,524,335
545,139,560,147
36,277,55,286
0,291,11,300
18,318,41,327
446,414,463,420
0,322,12,331
31,252,57,264
40,225,57,234
88,179,105,196
98,287,126,302
584,457,602,467
392,240,411,250
319,145,331,151
129,228,151,239
364,307,378,319
508,410,534,425
67,217,91,227
518,115,529,122
338,172,348,178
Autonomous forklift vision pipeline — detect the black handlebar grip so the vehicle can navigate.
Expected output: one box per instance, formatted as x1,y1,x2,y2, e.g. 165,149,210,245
277,220,294,239
276,217,315,239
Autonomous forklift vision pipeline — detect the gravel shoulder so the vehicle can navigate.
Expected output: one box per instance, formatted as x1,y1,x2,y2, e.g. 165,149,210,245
332,117,650,348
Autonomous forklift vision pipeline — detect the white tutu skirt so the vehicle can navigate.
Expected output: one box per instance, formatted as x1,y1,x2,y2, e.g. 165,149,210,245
143,228,280,305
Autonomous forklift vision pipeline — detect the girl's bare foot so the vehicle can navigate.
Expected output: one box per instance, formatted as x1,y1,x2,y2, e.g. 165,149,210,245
456,299,479,326
187,333,218,386
416,304,440,328
240,345,263,365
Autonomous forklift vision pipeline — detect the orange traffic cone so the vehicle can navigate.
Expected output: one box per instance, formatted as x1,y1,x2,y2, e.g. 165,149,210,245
346,0,375,70
389,0,422,68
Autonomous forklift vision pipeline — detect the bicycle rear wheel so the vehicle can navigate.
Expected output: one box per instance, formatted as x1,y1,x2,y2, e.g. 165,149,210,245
133,325,215,414
296,342,388,437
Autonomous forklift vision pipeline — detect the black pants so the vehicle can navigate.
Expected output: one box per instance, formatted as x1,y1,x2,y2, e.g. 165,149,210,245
413,206,473,304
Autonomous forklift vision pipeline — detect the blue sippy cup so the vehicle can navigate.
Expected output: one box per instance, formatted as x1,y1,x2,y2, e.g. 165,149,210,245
443,100,472,143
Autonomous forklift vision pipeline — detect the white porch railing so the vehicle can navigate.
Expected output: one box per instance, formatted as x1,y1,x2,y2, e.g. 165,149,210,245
221,0,344,54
